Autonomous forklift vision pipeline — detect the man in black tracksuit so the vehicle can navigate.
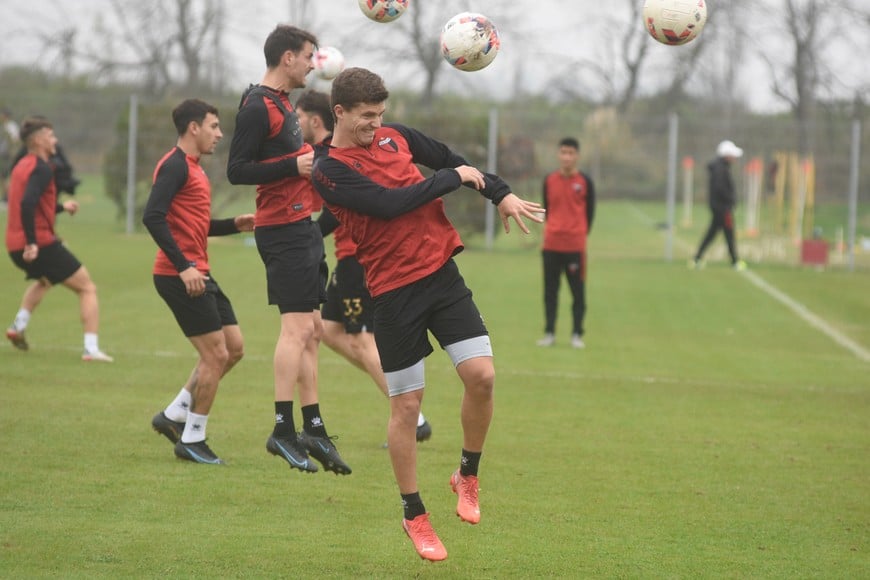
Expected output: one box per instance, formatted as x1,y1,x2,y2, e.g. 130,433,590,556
691,139,745,270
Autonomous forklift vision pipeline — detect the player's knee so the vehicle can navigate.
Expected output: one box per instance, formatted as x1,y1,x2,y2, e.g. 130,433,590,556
206,343,230,370
227,343,244,366
463,363,495,395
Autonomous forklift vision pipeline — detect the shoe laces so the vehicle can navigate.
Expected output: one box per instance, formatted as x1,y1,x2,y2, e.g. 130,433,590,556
409,516,439,544
457,474,479,505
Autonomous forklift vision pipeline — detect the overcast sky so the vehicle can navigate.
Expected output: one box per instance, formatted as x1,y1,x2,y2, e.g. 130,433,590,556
1,0,867,113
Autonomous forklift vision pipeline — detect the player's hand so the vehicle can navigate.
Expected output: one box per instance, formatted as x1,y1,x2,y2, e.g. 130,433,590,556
296,151,314,178
62,200,79,215
180,267,207,297
22,244,39,263
496,193,545,234
234,213,255,232
454,165,486,190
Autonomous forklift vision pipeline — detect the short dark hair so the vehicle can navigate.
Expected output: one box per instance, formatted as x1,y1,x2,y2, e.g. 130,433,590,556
559,137,580,150
330,67,390,112
264,25,318,68
20,116,52,143
296,90,334,132
172,99,218,135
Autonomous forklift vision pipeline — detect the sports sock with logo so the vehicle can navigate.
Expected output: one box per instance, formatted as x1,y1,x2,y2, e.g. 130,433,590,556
401,492,426,521
181,412,208,444
301,403,328,438
460,449,482,477
165,388,191,422
273,401,295,438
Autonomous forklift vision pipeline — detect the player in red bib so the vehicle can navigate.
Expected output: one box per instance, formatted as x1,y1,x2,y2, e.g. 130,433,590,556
312,68,544,561
297,89,434,444
143,99,254,465
4,117,112,361
227,25,349,475
537,137,596,349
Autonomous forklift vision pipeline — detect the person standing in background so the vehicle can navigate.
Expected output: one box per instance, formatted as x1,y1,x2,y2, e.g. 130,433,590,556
690,140,746,271
0,107,21,207
537,137,595,350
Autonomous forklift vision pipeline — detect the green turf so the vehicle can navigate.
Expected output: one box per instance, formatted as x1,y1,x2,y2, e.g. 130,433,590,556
1,185,868,578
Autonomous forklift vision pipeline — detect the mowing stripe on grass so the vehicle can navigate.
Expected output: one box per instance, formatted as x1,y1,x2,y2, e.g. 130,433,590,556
629,202,870,364
740,269,870,363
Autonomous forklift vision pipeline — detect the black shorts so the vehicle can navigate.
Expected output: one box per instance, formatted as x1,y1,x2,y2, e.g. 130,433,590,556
373,259,488,373
154,273,238,337
9,241,82,284
321,256,374,333
254,219,327,313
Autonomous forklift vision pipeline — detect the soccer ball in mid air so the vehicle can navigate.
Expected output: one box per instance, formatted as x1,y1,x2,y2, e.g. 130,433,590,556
440,12,500,72
643,0,707,46
358,0,409,23
313,46,345,80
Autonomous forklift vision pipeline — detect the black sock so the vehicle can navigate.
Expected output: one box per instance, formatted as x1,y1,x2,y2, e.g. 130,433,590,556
301,403,328,438
273,401,295,438
401,492,426,521
460,449,482,477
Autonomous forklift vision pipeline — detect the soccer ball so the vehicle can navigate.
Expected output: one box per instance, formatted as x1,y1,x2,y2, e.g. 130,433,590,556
643,0,707,46
313,46,345,80
440,12,500,72
358,0,409,23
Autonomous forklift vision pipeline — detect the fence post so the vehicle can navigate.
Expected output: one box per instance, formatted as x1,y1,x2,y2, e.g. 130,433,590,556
846,119,861,271
484,107,498,250
125,94,139,235
664,112,678,261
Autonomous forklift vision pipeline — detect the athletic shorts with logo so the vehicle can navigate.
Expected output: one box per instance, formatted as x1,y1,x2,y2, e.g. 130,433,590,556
373,258,488,373
321,255,374,334
254,218,328,313
154,273,238,337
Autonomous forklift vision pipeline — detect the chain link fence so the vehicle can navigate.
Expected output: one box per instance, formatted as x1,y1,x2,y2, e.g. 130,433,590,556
2,87,867,269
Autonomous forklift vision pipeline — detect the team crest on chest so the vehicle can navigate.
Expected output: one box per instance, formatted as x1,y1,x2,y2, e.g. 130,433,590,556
377,137,398,152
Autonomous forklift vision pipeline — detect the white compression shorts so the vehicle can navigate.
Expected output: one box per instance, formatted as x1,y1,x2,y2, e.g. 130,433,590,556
384,335,493,397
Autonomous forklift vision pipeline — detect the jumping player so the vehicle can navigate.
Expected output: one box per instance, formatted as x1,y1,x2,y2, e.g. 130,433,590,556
311,68,544,561
144,99,254,465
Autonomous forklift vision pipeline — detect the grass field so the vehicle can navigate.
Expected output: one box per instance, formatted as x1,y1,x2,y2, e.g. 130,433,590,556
1,182,868,578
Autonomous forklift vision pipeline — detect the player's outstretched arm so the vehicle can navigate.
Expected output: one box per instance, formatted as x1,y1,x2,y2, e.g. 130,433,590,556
497,193,545,234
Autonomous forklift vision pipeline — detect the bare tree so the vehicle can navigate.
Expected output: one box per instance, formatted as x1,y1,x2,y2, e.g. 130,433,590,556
37,0,227,94
546,0,651,111
759,0,868,154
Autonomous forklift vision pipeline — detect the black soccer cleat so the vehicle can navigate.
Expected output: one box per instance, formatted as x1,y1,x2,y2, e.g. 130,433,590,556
416,420,433,443
297,431,352,475
174,439,224,465
152,411,185,444
266,434,318,473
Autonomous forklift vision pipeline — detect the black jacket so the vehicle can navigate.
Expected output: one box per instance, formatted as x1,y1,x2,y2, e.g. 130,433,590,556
707,156,736,213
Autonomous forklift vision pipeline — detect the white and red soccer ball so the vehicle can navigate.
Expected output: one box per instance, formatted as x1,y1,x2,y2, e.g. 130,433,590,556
313,46,345,80
358,0,410,23
440,12,501,72
643,0,707,46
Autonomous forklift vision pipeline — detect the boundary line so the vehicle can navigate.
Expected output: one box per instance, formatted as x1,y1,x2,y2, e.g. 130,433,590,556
630,202,870,363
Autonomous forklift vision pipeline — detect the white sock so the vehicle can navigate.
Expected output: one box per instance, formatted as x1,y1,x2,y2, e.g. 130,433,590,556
13,309,31,331
417,412,426,427
164,388,192,422
181,412,208,444
84,333,99,354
